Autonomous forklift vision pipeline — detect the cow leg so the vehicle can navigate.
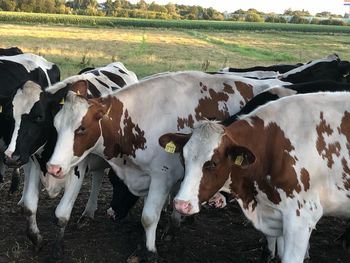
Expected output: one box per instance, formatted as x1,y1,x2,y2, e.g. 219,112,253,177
22,159,43,250
108,170,139,220
78,169,104,223
260,236,276,263
281,208,321,263
129,177,170,262
9,167,20,194
52,169,85,259
0,159,5,183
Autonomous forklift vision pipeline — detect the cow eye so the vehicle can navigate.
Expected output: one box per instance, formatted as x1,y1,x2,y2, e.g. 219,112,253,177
76,126,86,135
34,115,44,122
203,160,217,170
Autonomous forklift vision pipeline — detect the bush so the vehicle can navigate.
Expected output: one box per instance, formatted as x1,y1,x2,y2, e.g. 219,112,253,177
265,16,287,23
289,15,309,24
245,13,264,22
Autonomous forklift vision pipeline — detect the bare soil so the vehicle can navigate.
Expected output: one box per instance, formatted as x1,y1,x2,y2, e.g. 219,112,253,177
0,169,349,263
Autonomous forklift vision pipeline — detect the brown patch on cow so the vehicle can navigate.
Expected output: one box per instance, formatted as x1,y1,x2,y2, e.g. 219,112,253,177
341,158,350,191
296,209,300,216
199,82,207,92
316,112,341,168
235,81,254,104
177,114,194,130
69,80,89,98
300,168,310,191
339,111,350,156
73,96,147,160
223,83,235,94
73,99,104,157
100,97,147,159
195,89,230,121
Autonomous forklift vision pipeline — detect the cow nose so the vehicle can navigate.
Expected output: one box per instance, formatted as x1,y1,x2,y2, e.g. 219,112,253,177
174,199,192,215
47,164,62,177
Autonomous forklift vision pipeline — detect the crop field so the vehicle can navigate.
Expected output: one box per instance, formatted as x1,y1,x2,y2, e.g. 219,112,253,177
0,23,350,79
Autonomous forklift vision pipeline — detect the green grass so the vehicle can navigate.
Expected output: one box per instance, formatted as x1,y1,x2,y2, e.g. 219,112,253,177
0,23,349,79
1,11,350,33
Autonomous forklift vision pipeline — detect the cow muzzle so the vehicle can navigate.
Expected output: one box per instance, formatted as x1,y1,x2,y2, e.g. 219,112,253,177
173,199,194,215
46,164,64,179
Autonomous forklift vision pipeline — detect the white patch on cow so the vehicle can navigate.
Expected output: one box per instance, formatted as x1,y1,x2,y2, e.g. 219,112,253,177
175,121,225,214
5,81,42,156
48,92,90,174
0,53,55,85
266,86,297,97
221,70,281,79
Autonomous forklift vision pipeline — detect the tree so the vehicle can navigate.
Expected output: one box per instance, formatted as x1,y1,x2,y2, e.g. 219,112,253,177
136,0,147,11
0,0,16,11
104,0,113,16
165,2,176,14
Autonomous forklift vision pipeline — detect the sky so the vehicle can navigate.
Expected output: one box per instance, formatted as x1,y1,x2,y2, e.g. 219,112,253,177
107,0,350,15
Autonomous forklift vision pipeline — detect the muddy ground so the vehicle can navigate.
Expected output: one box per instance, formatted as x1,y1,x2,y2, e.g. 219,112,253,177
0,169,349,263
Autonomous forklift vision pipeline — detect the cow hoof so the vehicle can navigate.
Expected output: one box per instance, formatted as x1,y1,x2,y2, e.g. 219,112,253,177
335,231,350,250
127,247,158,263
52,240,64,261
26,230,44,251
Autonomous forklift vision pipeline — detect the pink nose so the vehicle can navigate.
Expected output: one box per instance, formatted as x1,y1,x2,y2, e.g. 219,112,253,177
47,164,62,177
174,199,192,215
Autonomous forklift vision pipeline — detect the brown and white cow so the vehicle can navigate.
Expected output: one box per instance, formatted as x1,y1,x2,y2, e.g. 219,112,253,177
45,71,288,259
167,92,350,262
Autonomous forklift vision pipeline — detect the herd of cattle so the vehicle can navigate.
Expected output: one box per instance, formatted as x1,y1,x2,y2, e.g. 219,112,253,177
1,47,350,263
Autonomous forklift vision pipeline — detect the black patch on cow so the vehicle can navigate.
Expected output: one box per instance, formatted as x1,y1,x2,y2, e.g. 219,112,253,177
87,80,102,97
119,69,127,74
78,67,95,75
225,64,302,74
74,166,80,178
0,47,23,56
101,70,127,88
96,78,110,89
108,169,139,219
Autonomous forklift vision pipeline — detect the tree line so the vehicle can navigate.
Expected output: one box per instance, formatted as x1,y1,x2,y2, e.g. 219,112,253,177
0,0,348,25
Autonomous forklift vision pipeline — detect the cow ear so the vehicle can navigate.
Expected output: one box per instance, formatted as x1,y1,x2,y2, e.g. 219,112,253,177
69,80,88,98
227,146,255,168
159,133,191,153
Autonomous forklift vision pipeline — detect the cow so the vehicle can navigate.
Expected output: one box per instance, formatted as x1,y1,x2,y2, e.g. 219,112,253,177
0,47,23,56
218,54,350,83
0,53,60,186
3,62,138,254
44,71,290,260
166,91,350,262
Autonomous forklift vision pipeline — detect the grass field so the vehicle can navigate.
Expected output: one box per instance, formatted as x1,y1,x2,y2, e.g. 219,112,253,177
1,23,350,79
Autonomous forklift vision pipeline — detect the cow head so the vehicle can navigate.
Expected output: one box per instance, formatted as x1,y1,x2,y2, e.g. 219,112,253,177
160,121,255,215
47,93,108,178
4,80,88,167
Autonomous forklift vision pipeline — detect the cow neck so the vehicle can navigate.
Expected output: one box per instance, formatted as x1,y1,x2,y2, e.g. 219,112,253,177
224,117,279,210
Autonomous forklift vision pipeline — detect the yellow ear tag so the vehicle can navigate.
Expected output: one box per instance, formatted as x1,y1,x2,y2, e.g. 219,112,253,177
234,155,244,166
0,105,2,113
59,98,65,105
165,141,176,154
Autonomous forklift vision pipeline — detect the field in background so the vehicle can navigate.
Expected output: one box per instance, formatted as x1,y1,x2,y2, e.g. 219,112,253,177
1,23,350,79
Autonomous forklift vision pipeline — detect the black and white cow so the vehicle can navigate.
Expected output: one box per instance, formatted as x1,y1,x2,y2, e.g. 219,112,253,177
219,54,350,83
0,53,60,184
0,47,23,56
4,62,138,254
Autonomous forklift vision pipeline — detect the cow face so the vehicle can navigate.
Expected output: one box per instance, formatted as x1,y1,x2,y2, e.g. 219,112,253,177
47,93,105,178
167,121,255,215
5,81,42,166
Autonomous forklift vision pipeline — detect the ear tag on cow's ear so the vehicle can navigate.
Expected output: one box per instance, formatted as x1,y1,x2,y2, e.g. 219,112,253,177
0,105,2,113
165,141,176,154
234,154,244,166
59,98,65,105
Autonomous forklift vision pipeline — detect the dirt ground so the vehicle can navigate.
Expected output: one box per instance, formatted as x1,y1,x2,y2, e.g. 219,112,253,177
0,169,349,263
